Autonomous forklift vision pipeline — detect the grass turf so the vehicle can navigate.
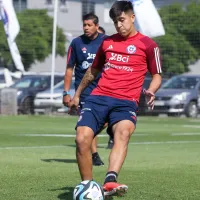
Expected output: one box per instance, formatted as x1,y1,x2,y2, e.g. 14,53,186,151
0,115,200,200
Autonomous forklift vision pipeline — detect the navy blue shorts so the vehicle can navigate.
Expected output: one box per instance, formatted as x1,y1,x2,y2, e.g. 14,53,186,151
76,95,138,136
78,99,86,115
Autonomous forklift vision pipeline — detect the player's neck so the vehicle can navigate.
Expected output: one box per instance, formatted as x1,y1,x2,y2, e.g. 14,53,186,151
125,27,138,39
88,32,99,41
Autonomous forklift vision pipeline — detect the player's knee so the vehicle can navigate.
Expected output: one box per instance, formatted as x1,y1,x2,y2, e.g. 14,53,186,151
75,129,92,150
116,130,131,143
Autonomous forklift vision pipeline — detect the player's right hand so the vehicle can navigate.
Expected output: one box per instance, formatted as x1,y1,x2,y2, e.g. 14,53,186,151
63,95,71,107
68,96,80,113
143,89,155,110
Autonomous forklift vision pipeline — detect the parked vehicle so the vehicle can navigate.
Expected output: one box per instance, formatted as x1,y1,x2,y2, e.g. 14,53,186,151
153,75,200,117
138,77,168,115
10,74,64,114
34,78,75,114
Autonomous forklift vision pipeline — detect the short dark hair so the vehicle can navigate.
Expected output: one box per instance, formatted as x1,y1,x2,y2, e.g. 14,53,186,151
98,26,106,34
109,1,133,21
82,13,99,25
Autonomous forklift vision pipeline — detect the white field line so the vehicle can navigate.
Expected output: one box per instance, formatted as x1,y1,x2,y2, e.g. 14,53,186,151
172,133,200,136
0,145,65,150
18,133,200,138
183,125,200,128
0,140,200,150
98,140,200,146
188,119,200,123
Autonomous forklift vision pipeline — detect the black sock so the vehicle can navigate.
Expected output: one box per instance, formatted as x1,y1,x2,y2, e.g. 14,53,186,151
104,171,118,184
92,152,99,158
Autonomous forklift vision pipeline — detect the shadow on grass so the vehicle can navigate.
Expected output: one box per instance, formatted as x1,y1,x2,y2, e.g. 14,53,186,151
50,186,114,200
49,186,74,200
41,158,77,164
66,144,106,149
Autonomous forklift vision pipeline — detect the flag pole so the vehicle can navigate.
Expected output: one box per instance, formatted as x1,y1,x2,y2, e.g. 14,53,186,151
50,0,58,102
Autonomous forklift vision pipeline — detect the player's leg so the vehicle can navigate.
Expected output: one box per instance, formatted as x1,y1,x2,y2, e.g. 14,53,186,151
76,126,94,180
91,123,108,166
103,98,138,196
108,120,135,173
79,99,104,166
91,136,104,166
76,96,108,180
91,136,97,154
103,120,135,196
106,136,114,149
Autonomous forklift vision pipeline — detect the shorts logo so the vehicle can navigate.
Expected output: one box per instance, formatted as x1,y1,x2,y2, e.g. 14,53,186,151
129,111,136,117
82,108,91,111
126,45,136,54
129,111,137,121
78,115,82,122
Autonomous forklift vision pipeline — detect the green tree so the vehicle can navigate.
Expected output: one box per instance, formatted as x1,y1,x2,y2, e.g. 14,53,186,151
0,10,66,71
154,2,200,74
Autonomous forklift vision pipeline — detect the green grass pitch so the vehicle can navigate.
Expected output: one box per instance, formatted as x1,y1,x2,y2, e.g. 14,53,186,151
0,115,200,200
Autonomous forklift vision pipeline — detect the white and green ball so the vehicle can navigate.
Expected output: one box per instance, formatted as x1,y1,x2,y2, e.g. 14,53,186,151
73,180,104,200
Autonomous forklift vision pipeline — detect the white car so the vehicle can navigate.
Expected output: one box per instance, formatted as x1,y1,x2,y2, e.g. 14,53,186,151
34,79,75,114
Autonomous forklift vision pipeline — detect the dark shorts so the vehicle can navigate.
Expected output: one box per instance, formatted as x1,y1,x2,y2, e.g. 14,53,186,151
78,99,86,115
76,95,138,136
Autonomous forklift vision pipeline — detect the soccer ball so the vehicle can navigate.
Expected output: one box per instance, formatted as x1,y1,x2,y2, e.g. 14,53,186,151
73,180,104,200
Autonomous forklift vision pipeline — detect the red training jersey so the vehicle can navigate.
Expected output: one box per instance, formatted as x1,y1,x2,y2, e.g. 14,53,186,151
91,32,162,103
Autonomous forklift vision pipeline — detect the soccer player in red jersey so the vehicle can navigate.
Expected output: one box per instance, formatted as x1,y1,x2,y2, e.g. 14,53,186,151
69,1,162,197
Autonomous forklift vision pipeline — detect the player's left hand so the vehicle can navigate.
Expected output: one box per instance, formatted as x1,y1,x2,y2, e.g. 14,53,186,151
143,89,155,110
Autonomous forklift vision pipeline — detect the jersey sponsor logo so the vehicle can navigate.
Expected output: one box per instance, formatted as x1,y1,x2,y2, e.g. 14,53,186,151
109,53,129,63
82,47,87,53
126,45,136,54
104,62,133,72
82,61,91,69
87,53,96,60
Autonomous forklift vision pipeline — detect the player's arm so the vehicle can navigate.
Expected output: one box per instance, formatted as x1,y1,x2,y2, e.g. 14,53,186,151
73,42,105,99
74,66,100,98
63,65,74,106
145,43,162,109
148,73,162,94
63,41,76,107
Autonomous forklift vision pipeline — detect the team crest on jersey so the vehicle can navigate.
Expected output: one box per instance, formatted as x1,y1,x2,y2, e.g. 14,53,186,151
82,61,91,69
82,47,87,53
126,45,136,54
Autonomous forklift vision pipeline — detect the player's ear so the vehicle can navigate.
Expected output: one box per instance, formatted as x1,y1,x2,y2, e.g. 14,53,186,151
131,13,135,23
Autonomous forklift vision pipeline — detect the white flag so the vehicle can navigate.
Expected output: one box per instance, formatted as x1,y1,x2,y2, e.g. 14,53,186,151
0,0,24,72
132,0,165,38
7,39,25,72
0,0,20,42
